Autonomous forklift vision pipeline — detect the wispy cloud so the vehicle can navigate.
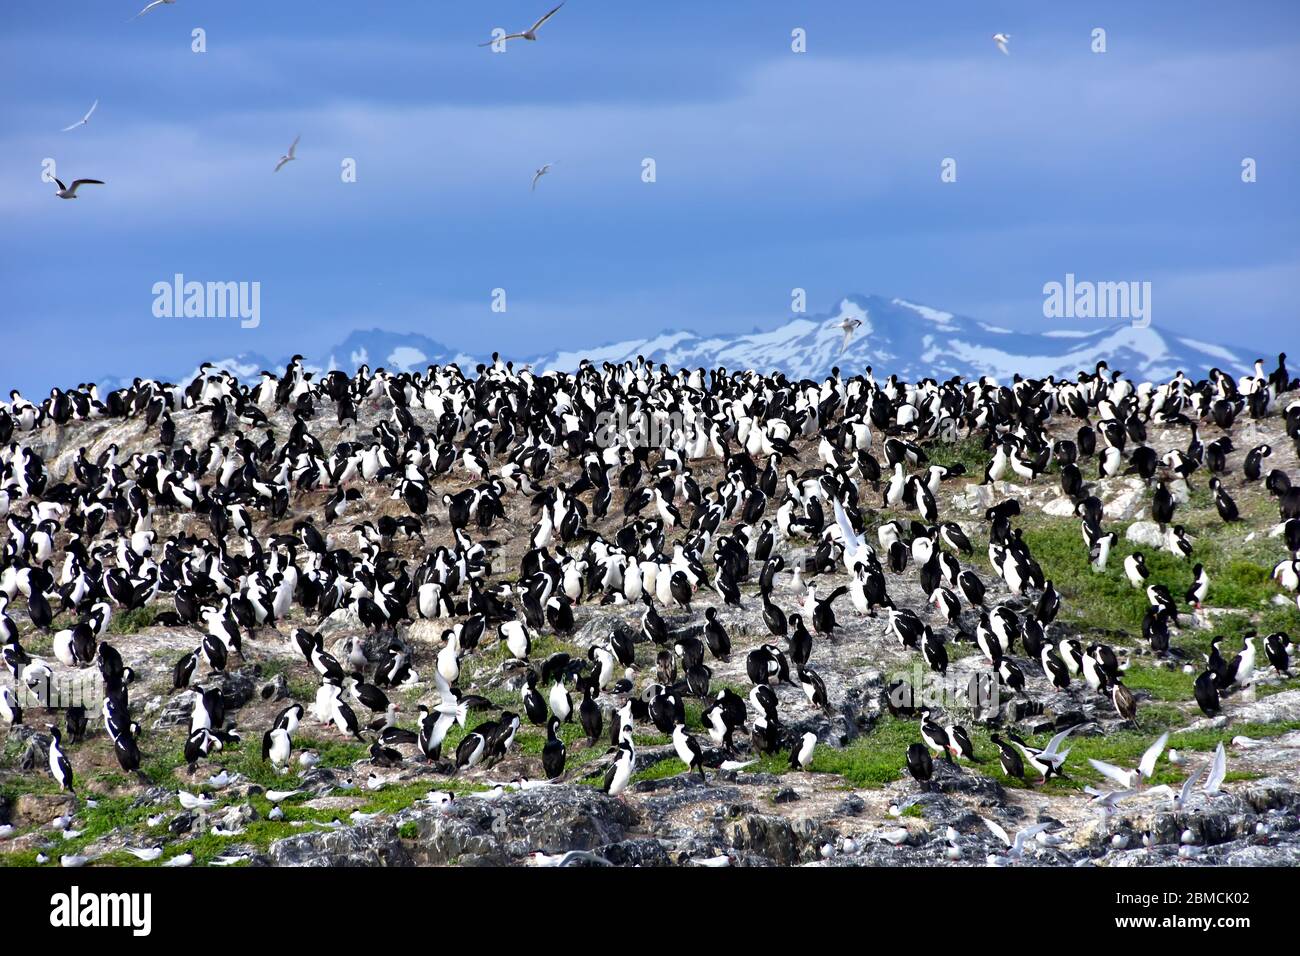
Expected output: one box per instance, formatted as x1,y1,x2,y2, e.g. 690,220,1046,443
5,42,1296,227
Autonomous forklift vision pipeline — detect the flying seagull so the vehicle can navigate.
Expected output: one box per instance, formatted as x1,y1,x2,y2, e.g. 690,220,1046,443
133,0,176,20
61,100,98,132
531,163,555,191
51,177,105,200
275,135,300,173
838,316,863,353
1203,741,1227,795
1083,786,1135,821
981,817,1050,860
1088,731,1168,790
993,33,1011,55
480,2,565,47
1006,724,1077,781
1148,762,1202,811
832,497,871,569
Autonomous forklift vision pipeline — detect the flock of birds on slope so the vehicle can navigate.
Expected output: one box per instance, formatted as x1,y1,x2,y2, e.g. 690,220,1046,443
1,346,1299,864
51,2,1015,205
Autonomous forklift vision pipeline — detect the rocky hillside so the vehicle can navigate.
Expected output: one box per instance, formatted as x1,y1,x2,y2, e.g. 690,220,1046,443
1,360,1299,868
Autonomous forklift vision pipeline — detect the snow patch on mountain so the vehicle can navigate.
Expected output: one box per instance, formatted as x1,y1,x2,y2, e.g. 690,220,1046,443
893,298,955,328
386,347,428,373
1175,337,1243,366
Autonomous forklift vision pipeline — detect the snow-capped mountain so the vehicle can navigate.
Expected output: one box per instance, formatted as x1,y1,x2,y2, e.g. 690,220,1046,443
525,295,1260,382
192,329,478,385
197,294,1259,386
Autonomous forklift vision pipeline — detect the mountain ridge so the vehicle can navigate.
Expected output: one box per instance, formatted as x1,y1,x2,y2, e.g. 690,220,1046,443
191,293,1260,386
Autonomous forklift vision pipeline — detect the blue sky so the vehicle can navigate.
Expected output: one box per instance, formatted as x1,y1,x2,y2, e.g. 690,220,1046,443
2,1,1298,394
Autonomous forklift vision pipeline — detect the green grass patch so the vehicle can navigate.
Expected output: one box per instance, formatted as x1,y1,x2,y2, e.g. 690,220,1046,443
1121,664,1194,702
927,435,991,475
110,606,158,635
808,716,920,787
1020,516,1298,649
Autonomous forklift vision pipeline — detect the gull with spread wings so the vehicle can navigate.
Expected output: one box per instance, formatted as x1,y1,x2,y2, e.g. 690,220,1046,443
531,162,555,191
1148,762,1203,811
1203,741,1227,796
275,135,300,173
133,0,177,20
1088,731,1168,790
51,177,105,200
61,100,98,132
838,316,863,353
1083,786,1135,820
981,817,1050,862
1005,724,1077,783
480,3,565,48
833,498,872,572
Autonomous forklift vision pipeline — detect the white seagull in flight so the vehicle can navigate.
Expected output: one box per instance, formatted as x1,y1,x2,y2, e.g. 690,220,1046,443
1087,731,1168,790
838,316,863,353
1148,762,1203,811
531,163,555,191
1082,786,1135,821
480,2,565,47
133,0,177,20
1203,742,1227,795
981,817,1050,861
61,100,98,132
993,33,1011,55
52,177,105,199
275,135,300,173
